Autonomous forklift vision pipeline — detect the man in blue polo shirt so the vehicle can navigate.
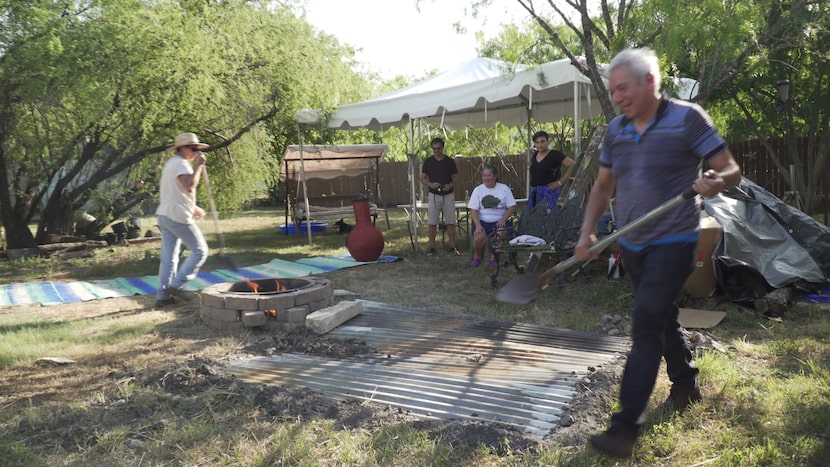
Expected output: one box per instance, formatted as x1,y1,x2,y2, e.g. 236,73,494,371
575,48,742,458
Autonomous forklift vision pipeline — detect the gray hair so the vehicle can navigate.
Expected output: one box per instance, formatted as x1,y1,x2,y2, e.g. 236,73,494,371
481,163,497,177
609,47,661,93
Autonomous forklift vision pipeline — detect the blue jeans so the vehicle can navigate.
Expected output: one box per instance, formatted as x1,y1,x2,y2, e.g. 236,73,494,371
528,185,561,211
156,215,208,298
612,242,698,431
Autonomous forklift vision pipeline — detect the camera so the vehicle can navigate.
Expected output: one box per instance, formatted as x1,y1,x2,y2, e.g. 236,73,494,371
436,185,443,193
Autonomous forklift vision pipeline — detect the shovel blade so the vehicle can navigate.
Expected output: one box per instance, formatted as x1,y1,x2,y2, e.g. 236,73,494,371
495,273,545,304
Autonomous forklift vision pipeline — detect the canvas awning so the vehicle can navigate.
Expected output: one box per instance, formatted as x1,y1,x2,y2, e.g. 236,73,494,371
281,144,388,244
281,144,388,181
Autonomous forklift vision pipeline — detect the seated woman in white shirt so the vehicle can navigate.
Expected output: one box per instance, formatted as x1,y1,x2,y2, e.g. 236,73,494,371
467,164,517,267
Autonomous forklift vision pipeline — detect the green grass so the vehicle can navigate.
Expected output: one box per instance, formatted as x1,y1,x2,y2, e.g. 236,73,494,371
2,206,830,465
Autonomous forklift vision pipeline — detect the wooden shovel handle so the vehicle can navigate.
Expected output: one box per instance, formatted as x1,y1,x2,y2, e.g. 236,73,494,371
537,187,699,287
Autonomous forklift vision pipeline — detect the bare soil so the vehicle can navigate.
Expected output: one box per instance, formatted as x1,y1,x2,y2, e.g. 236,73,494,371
4,253,716,458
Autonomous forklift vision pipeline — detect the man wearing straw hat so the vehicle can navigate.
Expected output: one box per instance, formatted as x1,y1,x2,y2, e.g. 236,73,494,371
154,132,210,307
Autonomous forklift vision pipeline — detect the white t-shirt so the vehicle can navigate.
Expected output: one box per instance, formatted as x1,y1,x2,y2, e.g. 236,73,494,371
467,182,516,223
156,155,195,224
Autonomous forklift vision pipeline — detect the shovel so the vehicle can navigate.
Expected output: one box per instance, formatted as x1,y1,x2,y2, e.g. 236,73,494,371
201,166,239,271
496,188,698,304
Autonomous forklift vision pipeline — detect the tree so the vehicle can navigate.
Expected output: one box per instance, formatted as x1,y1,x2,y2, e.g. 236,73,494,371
638,0,828,212
468,0,827,212
0,0,369,249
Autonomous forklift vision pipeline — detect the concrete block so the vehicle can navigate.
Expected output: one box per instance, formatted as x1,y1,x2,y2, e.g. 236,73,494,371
279,305,309,323
242,311,267,328
308,297,333,312
200,291,226,309
258,292,296,311
305,300,362,335
262,320,283,332
294,281,334,305
201,305,240,323
224,295,259,311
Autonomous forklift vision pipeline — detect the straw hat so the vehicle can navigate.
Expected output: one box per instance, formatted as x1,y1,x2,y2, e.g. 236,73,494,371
168,132,209,151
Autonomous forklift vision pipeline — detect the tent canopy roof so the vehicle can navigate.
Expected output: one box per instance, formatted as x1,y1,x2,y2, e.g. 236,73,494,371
301,57,700,132
325,57,601,131
281,144,388,181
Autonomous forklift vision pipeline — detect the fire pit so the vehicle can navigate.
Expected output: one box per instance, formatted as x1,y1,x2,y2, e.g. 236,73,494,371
200,276,333,332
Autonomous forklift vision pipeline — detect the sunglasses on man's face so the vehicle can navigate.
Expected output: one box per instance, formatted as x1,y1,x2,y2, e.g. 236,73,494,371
431,146,442,150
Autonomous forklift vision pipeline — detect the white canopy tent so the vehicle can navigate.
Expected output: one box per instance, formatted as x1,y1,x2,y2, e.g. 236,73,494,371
329,57,602,142
296,57,697,250
307,57,605,251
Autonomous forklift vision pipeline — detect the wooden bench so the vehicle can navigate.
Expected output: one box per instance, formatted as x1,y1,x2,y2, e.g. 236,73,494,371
487,198,584,288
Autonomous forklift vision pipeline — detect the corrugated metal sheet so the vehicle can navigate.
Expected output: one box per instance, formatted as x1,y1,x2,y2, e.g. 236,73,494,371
225,300,630,437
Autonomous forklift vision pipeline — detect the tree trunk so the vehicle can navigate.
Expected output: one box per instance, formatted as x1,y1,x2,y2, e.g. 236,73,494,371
36,198,78,243
0,146,37,249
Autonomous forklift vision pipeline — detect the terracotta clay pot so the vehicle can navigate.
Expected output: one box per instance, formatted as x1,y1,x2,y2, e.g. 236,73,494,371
345,199,384,262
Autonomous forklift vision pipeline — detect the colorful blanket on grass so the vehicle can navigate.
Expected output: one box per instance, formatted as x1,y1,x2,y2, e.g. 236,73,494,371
0,255,399,308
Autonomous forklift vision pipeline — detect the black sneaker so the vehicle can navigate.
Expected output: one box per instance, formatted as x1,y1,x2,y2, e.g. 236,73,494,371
427,248,436,256
154,296,177,308
589,425,637,458
449,247,461,256
663,384,702,414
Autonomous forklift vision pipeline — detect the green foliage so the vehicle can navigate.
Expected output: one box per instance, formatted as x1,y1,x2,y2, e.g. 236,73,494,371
0,0,372,247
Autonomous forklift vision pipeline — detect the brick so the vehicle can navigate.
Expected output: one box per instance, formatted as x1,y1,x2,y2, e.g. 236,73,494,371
241,311,267,328
308,297,333,312
201,305,240,323
294,281,334,306
224,295,260,311
279,306,309,323
263,320,283,332
305,300,362,335
200,292,226,309
258,292,296,311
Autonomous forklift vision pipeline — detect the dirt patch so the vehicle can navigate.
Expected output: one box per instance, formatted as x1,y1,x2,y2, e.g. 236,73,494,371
233,327,623,452
2,257,636,459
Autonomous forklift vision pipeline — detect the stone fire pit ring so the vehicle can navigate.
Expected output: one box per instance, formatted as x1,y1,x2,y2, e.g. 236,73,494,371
200,276,334,332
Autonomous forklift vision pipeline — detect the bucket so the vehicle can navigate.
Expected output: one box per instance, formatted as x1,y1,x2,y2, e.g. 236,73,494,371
279,222,328,235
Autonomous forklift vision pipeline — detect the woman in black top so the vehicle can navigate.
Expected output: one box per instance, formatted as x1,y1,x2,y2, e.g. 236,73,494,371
528,131,575,211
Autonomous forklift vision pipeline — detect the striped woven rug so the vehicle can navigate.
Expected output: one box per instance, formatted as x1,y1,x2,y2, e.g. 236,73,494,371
0,255,399,308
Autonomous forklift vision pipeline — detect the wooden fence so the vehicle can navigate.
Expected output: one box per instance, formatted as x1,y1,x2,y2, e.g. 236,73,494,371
293,137,828,210
378,156,529,206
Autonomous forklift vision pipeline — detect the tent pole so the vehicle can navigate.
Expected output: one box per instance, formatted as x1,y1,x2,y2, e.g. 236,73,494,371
574,80,582,158
526,107,532,200
409,117,418,252
297,125,313,245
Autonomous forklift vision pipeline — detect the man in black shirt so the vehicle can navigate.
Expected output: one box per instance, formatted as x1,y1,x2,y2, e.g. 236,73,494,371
420,138,460,256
